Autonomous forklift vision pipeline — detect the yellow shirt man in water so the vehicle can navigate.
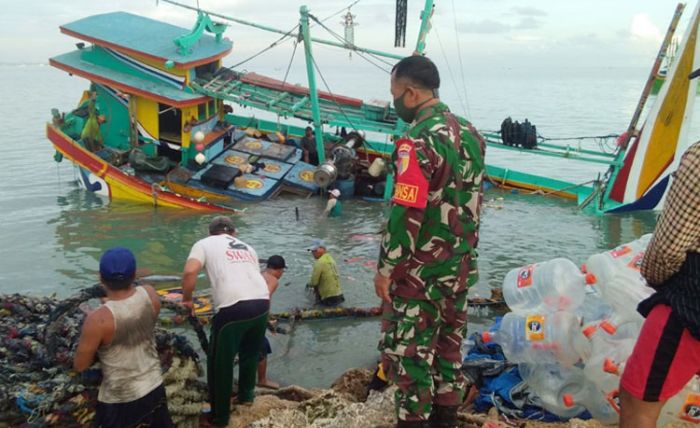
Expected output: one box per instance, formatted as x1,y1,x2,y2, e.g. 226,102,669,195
306,240,344,306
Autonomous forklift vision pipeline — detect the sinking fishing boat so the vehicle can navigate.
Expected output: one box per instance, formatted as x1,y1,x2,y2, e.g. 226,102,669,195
47,4,408,211
47,0,698,214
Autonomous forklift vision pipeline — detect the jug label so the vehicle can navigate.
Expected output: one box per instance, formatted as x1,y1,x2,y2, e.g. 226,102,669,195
606,389,621,413
680,393,700,423
525,315,545,341
610,245,632,258
517,265,534,288
628,252,644,271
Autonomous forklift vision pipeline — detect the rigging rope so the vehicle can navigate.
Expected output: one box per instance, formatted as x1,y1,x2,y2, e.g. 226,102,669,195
309,55,360,132
434,27,469,117
308,13,392,72
226,24,300,70
451,0,471,118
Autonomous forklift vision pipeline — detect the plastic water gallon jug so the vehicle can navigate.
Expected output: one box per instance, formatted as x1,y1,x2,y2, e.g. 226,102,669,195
585,234,652,287
519,364,591,419
658,376,700,426
575,283,614,327
502,258,592,314
483,311,590,367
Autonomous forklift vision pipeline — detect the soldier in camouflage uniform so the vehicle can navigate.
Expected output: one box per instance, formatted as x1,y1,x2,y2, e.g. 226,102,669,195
374,55,485,428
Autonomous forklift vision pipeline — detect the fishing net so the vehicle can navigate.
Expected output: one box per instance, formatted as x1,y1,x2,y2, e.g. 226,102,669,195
0,290,208,427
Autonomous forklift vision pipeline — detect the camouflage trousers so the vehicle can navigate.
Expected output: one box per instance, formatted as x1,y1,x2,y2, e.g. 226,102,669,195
378,291,468,422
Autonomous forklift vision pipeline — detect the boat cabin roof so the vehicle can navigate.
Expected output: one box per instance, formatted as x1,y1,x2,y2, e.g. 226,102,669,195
60,12,233,68
50,50,208,108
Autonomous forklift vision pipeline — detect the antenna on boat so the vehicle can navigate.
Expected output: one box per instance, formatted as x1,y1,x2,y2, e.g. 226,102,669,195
341,9,358,59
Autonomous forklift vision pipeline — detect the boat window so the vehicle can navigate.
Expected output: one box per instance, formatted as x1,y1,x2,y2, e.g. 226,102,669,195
194,61,218,80
198,103,207,120
208,99,216,116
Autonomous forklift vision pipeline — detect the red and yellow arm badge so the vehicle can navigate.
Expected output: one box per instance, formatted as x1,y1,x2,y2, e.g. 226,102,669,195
392,138,429,208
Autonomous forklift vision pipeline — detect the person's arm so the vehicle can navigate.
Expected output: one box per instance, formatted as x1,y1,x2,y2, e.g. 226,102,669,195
181,258,203,308
142,285,161,316
308,260,324,288
266,275,280,296
323,198,337,215
641,144,700,287
73,309,106,372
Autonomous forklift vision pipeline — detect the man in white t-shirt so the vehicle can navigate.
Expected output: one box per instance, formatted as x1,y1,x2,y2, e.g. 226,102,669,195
181,216,270,427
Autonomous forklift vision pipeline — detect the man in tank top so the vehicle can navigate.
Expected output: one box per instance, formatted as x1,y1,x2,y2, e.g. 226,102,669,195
73,247,174,428
181,216,270,427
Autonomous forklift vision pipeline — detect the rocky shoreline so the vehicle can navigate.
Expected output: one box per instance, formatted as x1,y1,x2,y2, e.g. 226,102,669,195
229,368,617,428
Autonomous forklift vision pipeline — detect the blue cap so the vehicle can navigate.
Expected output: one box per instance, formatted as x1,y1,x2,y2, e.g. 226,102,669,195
100,247,136,281
307,239,326,251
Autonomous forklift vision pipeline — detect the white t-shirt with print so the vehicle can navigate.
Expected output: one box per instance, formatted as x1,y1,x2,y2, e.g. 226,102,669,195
187,234,269,311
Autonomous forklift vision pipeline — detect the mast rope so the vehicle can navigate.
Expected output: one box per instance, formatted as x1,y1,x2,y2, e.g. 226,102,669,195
451,0,471,118
309,55,361,132
308,13,393,72
434,27,469,117
226,24,300,70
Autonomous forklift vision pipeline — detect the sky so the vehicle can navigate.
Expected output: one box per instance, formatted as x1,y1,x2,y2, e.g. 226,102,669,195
0,0,687,70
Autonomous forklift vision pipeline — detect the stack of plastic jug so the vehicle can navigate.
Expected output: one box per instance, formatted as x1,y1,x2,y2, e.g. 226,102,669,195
483,236,662,423
519,364,619,424
502,258,591,314
482,311,590,367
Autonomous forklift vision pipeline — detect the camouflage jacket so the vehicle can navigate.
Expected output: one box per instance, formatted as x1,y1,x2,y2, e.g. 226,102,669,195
377,101,485,300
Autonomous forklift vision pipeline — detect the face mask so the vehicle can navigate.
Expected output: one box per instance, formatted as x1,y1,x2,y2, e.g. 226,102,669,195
393,89,433,123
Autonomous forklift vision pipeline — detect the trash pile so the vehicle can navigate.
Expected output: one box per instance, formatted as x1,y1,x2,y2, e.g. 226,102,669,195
468,235,700,426
0,288,207,427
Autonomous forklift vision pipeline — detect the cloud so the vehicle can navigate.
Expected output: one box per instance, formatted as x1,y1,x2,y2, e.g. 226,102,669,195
511,6,547,17
629,13,662,42
459,19,511,34
513,17,544,30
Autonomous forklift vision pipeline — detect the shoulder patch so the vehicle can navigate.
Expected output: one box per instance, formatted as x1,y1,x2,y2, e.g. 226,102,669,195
392,138,428,208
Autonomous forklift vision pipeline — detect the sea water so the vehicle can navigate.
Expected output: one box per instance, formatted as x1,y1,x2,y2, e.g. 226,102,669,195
0,62,677,387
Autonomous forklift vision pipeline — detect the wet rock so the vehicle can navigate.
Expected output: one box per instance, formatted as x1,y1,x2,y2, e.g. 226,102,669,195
330,367,374,402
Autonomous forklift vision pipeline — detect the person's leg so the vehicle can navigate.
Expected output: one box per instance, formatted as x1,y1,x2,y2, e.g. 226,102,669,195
619,304,700,427
208,317,244,426
619,387,665,428
237,312,269,402
379,296,438,424
257,337,279,389
429,291,468,427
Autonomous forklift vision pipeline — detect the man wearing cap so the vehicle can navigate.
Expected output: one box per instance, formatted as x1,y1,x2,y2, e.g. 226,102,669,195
181,217,270,427
323,189,343,217
257,255,286,389
307,239,344,306
374,55,485,427
74,247,174,428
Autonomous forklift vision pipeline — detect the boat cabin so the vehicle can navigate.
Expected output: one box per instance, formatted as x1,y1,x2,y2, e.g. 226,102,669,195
50,11,233,166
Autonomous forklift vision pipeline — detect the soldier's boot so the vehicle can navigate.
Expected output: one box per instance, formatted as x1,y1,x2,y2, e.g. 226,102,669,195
395,420,429,428
427,405,459,428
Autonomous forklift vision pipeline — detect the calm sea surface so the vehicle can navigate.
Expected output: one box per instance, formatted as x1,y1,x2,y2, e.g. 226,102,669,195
0,62,682,387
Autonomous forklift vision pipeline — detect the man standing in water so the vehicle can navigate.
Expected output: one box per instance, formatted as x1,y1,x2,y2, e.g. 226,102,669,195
619,142,700,427
74,247,174,428
181,217,270,427
307,239,345,306
374,55,485,428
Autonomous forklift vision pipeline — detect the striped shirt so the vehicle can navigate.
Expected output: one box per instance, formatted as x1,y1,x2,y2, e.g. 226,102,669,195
638,141,700,339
